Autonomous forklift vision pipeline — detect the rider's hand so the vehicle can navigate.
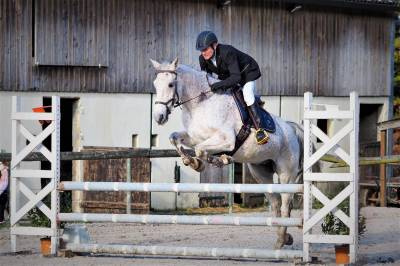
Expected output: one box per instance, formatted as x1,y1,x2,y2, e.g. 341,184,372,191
210,82,224,92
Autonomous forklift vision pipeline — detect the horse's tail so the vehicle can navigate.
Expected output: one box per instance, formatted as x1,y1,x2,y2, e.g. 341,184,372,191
287,121,304,183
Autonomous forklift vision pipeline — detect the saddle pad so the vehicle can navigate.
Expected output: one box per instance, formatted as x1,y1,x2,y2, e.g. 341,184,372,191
232,90,276,133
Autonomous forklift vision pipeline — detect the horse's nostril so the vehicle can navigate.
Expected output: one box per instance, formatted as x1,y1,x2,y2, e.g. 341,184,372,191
168,83,174,88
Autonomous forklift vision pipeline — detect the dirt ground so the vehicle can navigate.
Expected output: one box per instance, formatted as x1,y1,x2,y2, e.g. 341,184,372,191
0,207,399,266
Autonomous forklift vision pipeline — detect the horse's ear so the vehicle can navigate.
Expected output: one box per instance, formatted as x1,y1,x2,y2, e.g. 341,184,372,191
171,57,178,69
150,58,161,69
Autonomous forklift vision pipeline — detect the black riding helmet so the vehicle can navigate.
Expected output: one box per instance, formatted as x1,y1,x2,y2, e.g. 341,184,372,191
196,31,218,51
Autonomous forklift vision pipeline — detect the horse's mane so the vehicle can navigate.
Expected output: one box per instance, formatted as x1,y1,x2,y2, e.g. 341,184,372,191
177,64,202,75
177,64,218,85
156,62,218,97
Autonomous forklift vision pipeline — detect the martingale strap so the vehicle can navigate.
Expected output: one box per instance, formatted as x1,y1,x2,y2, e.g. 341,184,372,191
215,124,252,157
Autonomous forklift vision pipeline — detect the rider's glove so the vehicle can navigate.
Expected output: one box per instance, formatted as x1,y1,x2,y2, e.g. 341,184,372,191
210,82,225,92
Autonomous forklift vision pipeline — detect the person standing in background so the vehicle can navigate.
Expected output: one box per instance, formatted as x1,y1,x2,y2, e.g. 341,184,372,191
0,161,9,224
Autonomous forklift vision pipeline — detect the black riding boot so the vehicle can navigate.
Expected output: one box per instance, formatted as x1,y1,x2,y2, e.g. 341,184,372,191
248,103,269,145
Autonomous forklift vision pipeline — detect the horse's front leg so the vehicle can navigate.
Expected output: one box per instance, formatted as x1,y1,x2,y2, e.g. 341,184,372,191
194,130,236,167
169,131,195,148
169,131,205,172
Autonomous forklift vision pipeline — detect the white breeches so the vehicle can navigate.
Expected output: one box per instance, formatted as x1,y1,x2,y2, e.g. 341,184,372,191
243,80,256,106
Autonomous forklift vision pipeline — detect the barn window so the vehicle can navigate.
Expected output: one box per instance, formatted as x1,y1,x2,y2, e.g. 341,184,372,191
151,134,159,147
33,0,109,67
132,134,139,148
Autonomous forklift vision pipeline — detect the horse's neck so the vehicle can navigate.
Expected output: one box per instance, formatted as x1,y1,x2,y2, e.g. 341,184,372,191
177,66,210,111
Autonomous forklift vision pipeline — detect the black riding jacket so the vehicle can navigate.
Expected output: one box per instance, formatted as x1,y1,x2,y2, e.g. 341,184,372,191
199,44,261,89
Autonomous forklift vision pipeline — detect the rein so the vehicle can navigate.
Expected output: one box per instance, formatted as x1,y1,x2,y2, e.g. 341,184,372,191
174,74,213,108
154,70,212,111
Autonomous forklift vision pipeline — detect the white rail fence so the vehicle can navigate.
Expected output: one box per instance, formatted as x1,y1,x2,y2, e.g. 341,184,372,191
9,92,359,263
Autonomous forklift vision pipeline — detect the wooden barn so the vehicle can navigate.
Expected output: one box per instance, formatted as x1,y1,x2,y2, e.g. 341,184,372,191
0,0,398,211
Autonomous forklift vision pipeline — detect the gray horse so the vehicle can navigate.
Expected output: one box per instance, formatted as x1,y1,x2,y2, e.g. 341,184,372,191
151,58,303,249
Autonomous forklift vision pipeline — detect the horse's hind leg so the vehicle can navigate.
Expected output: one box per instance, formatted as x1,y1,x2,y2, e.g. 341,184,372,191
275,172,293,249
247,163,287,248
274,192,294,249
270,192,281,218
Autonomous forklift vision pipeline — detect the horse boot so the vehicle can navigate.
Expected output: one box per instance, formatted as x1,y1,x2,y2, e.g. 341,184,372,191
248,103,269,145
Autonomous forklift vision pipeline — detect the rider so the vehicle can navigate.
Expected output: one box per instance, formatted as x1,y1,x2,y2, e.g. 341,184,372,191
196,31,268,145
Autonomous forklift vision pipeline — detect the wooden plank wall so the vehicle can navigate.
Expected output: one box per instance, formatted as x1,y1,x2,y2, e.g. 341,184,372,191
0,0,394,96
34,0,109,67
82,147,150,214
0,0,32,92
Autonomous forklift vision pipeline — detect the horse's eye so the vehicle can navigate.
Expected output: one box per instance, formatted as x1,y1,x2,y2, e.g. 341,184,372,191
168,83,174,88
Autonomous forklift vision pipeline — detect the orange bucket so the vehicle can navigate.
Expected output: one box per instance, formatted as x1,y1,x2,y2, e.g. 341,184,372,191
32,106,52,125
40,237,52,256
335,244,349,264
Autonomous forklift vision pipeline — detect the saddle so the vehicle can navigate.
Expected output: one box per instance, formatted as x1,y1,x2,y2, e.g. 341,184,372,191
233,89,276,133
222,89,276,156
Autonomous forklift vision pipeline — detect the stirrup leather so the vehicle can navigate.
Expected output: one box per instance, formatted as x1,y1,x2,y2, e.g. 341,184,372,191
255,128,269,145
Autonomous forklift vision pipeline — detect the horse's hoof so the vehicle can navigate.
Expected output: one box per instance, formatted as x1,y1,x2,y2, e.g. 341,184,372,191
195,149,204,158
285,233,293,246
190,158,205,172
220,154,233,165
169,133,178,145
207,156,224,168
274,239,285,250
182,157,191,166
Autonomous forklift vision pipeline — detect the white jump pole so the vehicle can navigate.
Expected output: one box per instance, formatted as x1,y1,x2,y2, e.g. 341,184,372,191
64,243,303,260
59,182,304,193
58,213,303,227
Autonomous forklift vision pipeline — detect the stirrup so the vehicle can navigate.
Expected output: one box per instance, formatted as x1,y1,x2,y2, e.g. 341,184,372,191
255,128,269,145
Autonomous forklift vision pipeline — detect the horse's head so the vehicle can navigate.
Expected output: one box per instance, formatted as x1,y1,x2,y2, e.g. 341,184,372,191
150,58,179,125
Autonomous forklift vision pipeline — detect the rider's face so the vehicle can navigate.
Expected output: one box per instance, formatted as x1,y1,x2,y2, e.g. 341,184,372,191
201,46,214,60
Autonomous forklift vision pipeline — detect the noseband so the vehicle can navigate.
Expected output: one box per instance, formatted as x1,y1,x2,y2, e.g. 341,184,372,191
154,69,180,115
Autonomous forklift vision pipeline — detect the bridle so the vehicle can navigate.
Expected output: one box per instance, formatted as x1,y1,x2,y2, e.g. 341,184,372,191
154,69,180,115
154,69,213,115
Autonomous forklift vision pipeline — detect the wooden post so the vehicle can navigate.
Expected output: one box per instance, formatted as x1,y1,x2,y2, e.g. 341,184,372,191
228,164,234,214
380,130,387,207
126,159,131,214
